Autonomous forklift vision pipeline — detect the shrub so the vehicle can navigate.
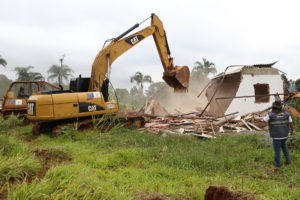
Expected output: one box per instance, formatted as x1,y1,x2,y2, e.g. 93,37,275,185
287,133,300,151
0,114,23,131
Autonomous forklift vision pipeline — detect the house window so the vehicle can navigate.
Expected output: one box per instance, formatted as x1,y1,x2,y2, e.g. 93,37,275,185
254,84,269,103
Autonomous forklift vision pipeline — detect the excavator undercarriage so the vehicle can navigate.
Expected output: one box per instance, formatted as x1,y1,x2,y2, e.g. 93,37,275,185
32,113,145,135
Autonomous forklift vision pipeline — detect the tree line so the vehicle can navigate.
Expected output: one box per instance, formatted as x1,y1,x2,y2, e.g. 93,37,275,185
1,54,300,110
0,55,74,86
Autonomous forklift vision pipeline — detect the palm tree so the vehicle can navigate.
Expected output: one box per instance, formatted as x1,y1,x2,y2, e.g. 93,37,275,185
14,66,44,81
192,58,217,79
0,55,7,67
130,72,152,95
47,64,74,85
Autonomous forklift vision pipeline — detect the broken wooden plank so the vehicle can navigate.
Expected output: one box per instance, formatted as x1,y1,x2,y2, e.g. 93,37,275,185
247,121,262,131
213,114,238,126
241,119,252,131
170,122,194,126
210,122,215,135
188,133,216,139
212,112,239,120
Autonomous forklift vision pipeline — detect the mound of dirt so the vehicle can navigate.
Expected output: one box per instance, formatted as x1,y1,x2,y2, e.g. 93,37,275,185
204,186,260,200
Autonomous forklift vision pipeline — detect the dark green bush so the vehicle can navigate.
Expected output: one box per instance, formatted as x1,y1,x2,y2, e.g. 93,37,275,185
287,133,300,151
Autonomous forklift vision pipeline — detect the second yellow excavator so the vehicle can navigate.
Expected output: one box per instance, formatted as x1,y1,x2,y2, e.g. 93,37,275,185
27,13,190,133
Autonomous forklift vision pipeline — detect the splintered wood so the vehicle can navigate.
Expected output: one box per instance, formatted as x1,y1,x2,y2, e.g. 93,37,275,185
140,116,217,138
120,99,276,138
138,110,268,138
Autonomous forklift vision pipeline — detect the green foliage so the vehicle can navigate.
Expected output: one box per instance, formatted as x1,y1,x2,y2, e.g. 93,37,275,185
0,74,11,98
0,115,23,131
295,78,300,92
129,86,146,109
91,114,123,133
0,135,41,185
0,55,7,67
287,133,300,151
146,81,166,98
47,64,74,85
191,58,216,81
14,66,44,81
130,71,152,95
113,88,132,110
281,74,290,88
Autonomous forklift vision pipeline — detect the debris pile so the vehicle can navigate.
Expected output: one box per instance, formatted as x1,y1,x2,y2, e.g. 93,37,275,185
138,99,169,117
216,111,268,133
131,99,274,138
140,114,217,138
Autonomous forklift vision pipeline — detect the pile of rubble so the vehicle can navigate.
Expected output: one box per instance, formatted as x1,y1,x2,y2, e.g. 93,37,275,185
134,99,270,138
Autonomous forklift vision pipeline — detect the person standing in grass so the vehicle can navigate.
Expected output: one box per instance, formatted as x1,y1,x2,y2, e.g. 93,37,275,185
264,100,295,171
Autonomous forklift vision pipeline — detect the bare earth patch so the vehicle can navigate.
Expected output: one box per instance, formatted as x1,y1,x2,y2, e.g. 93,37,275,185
204,186,261,200
0,148,71,200
30,148,71,181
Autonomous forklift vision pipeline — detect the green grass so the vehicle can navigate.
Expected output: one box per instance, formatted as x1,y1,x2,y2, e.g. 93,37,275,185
0,114,23,131
0,119,299,199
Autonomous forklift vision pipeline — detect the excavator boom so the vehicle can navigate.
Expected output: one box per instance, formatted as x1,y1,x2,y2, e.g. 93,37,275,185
89,13,189,92
27,13,190,134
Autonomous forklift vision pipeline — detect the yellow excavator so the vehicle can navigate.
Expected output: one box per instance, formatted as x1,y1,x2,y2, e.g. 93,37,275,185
284,91,300,118
27,13,190,133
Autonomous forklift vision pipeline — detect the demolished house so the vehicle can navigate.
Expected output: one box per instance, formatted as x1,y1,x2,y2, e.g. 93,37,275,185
133,62,292,137
204,62,285,116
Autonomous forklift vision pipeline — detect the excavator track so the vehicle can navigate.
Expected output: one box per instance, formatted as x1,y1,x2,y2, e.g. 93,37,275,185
32,114,145,136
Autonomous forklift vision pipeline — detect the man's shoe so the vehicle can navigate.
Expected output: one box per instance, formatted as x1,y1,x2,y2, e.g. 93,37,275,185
274,167,279,173
286,159,291,165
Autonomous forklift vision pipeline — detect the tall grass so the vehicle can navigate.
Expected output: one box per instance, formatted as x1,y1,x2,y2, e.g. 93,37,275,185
0,135,41,188
2,126,300,200
0,114,23,131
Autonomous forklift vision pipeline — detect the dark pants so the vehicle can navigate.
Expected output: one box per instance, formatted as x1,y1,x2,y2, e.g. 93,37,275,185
272,139,291,167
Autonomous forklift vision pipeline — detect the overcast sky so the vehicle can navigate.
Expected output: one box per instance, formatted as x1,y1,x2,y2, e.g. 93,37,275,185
1,0,299,89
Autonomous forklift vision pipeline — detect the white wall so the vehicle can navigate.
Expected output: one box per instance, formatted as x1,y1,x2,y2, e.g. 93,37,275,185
225,74,283,116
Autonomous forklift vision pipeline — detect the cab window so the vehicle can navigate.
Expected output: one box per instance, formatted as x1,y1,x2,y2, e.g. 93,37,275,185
9,83,39,99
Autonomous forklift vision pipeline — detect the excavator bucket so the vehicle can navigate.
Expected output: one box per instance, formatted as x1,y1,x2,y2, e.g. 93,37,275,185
163,65,190,92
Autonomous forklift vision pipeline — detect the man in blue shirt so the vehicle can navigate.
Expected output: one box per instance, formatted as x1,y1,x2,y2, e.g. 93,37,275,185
264,100,295,171
18,87,29,98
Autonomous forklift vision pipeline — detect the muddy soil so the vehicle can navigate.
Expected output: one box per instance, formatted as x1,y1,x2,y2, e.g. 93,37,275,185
31,148,71,181
204,186,260,200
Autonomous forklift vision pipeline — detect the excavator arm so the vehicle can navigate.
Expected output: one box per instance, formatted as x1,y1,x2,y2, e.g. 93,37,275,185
89,13,189,92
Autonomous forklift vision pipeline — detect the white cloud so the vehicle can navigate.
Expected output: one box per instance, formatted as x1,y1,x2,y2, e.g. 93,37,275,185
0,0,299,89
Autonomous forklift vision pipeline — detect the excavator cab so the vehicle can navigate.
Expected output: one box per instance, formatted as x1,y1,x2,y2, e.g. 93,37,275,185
1,81,60,118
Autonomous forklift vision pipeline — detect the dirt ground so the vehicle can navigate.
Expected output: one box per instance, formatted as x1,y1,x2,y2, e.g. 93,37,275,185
31,148,71,181
204,186,261,200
